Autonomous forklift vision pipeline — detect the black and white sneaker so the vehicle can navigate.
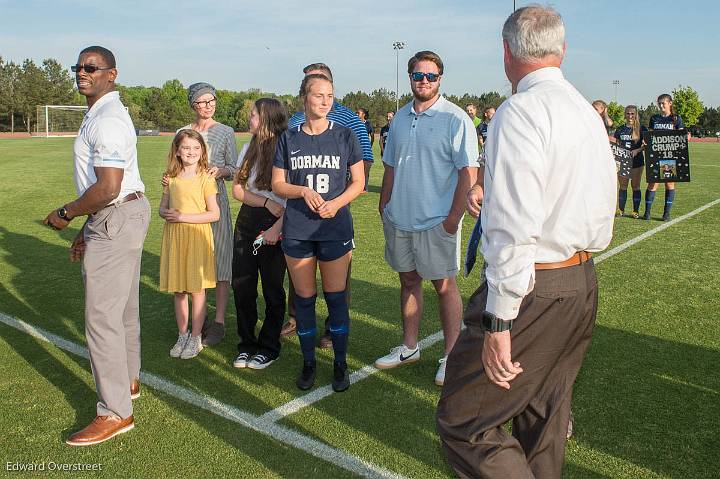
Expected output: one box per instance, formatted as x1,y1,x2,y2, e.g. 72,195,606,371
233,352,250,369
332,361,350,392
247,354,275,370
296,360,316,390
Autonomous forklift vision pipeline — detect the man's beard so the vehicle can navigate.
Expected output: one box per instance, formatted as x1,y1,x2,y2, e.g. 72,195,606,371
412,84,439,102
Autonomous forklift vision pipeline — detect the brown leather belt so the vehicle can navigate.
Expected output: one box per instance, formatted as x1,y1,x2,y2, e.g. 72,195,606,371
109,191,143,208
535,251,592,270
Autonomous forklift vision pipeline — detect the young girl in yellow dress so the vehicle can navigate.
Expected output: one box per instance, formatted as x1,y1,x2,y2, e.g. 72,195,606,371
160,129,220,359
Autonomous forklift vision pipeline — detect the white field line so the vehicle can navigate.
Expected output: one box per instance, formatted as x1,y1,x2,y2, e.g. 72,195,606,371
261,197,720,423
694,164,720,167
0,312,407,479
260,330,444,423
2,197,718,474
593,198,720,264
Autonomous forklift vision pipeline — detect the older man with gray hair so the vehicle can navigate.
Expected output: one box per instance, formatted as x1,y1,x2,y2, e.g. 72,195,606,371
436,5,616,477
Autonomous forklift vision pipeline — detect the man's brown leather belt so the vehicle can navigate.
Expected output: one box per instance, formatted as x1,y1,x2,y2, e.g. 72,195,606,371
109,191,143,208
535,251,592,270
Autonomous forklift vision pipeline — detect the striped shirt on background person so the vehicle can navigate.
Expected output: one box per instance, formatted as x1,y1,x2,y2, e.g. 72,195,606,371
288,101,373,163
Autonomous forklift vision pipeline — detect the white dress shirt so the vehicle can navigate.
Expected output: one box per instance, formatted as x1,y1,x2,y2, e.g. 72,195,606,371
73,91,144,199
481,67,616,320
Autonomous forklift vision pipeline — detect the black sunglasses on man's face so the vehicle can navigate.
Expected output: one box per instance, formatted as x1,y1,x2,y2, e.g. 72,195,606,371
71,64,114,74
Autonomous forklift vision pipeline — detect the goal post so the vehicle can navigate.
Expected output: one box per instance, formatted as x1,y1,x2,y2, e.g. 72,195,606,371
36,105,88,137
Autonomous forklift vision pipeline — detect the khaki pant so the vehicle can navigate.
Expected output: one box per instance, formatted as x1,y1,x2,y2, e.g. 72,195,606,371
82,197,150,419
436,260,598,478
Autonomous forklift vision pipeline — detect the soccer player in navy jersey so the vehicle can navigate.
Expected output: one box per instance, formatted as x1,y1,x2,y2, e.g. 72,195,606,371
645,93,685,221
614,105,648,218
280,63,372,347
271,74,364,392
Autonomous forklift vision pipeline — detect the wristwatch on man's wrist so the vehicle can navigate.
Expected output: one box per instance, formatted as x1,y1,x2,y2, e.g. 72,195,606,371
57,205,73,221
482,311,513,333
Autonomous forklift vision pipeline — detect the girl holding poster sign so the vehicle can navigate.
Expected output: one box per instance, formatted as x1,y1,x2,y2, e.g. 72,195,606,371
614,105,648,218
644,94,684,221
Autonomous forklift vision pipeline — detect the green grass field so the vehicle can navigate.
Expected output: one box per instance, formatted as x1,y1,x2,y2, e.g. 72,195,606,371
1,137,718,478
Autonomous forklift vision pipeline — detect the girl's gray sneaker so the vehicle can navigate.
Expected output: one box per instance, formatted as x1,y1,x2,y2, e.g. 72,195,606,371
180,335,203,359
169,332,190,358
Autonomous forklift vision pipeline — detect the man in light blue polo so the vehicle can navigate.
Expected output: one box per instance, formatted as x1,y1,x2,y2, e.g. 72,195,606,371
376,50,479,386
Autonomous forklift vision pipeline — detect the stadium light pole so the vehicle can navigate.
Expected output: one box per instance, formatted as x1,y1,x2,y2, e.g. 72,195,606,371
393,41,406,112
612,79,620,103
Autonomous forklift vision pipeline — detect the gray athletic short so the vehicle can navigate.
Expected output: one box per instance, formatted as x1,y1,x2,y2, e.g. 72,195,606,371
383,217,460,280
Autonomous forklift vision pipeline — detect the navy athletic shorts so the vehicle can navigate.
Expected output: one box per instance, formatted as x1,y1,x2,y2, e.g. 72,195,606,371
281,238,354,262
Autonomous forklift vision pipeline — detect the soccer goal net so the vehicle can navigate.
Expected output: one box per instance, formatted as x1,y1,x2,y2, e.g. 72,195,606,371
36,105,88,137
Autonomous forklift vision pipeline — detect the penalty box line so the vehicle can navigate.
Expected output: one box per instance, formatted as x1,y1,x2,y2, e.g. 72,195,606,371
0,312,408,479
261,196,720,423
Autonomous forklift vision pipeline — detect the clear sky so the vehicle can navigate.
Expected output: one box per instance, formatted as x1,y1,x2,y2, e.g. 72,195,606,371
2,0,719,106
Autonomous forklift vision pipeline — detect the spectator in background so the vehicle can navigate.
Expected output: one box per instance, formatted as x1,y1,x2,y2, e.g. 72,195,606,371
465,103,482,128
357,107,374,190
476,106,496,149
379,111,394,158
592,99,614,136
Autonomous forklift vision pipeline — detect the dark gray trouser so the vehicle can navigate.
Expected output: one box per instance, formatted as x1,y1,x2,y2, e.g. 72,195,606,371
82,196,150,419
436,260,598,479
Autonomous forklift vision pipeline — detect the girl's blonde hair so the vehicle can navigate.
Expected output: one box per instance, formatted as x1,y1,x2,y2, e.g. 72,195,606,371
625,105,641,141
166,129,209,177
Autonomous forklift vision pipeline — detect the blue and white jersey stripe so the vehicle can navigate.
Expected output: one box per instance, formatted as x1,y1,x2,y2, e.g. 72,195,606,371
289,101,373,162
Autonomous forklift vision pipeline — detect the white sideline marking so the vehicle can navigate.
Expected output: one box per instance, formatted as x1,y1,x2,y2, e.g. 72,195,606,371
2,198,718,474
593,198,720,264
260,330,444,423
262,197,720,422
0,312,407,479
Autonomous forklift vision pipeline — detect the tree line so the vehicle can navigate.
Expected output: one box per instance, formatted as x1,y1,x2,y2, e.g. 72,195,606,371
2,55,719,136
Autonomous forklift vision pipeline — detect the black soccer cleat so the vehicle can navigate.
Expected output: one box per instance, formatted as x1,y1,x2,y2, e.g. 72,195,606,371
296,360,316,390
332,361,350,393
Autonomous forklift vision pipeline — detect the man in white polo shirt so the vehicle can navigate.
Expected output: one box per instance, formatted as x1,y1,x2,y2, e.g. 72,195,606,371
43,45,150,446
376,50,479,386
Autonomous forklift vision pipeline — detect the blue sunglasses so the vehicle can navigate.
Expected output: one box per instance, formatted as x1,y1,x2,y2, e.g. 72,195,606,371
411,72,440,82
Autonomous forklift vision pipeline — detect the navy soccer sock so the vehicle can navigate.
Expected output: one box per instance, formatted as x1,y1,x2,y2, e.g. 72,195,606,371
644,189,656,216
618,189,628,212
324,290,349,364
294,294,317,362
632,190,642,213
664,189,676,218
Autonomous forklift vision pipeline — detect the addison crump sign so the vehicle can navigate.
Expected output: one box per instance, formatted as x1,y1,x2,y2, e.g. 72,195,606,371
643,129,691,183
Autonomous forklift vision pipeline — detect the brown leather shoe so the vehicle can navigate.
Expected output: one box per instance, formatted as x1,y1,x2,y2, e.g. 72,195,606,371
280,317,297,337
130,378,140,400
319,333,333,349
66,415,134,446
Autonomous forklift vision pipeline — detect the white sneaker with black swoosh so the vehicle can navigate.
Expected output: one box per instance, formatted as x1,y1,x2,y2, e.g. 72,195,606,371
374,344,420,369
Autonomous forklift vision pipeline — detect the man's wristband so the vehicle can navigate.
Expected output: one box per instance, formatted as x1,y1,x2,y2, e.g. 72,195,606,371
482,311,513,333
